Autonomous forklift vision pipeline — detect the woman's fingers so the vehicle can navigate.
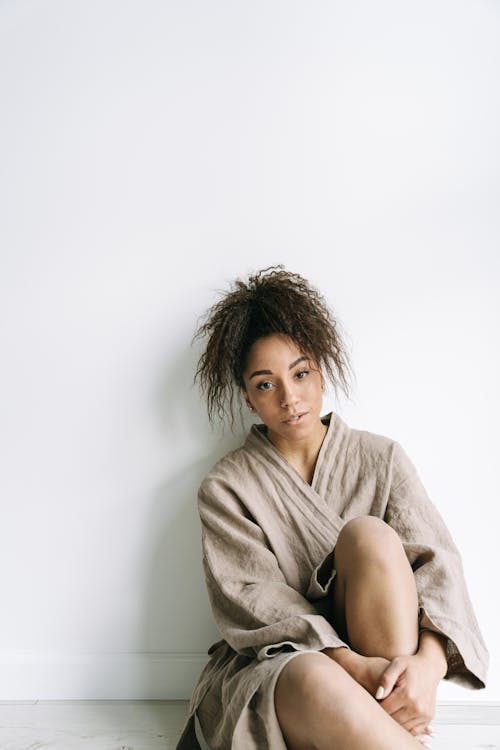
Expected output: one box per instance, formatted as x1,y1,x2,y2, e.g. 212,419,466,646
376,658,406,700
377,681,436,741
412,723,436,740
382,693,419,724
414,735,432,748
411,722,435,736
384,706,435,741
410,720,437,748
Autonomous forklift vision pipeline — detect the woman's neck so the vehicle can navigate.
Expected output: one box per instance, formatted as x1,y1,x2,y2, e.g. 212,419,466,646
266,418,328,484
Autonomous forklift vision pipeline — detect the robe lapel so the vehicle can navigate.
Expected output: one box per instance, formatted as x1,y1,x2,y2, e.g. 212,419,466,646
245,412,347,544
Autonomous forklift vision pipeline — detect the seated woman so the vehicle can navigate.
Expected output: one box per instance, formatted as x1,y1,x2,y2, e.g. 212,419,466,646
176,266,488,750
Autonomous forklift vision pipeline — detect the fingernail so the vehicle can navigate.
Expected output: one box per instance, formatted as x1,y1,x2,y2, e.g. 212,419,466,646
375,686,385,700
426,724,436,736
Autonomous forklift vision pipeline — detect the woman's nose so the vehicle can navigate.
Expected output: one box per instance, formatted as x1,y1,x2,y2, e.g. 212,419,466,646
280,385,299,408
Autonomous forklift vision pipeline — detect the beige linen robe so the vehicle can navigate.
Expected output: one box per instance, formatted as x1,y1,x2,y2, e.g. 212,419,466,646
176,412,488,750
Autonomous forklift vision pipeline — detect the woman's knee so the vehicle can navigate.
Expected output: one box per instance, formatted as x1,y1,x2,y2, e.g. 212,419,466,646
335,516,404,568
275,653,357,720
274,653,361,747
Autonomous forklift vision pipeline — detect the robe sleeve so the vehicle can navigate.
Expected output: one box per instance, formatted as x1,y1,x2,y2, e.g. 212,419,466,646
198,474,349,661
384,441,489,689
305,550,337,600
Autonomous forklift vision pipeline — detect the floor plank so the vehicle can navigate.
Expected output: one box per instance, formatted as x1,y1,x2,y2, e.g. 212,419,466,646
0,701,187,750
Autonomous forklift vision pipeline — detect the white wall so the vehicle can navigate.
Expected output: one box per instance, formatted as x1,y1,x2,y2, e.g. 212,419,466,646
0,0,498,701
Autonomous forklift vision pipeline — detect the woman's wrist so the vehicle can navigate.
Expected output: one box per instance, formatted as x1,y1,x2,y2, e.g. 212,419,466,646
322,646,356,668
417,630,448,679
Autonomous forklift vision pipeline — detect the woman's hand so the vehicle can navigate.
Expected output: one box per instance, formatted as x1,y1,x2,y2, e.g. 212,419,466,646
331,650,392,695
323,648,437,745
375,652,443,739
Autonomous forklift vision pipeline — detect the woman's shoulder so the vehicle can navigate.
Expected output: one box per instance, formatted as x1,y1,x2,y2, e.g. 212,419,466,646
347,421,417,484
341,416,397,459
198,439,256,498
336,416,413,482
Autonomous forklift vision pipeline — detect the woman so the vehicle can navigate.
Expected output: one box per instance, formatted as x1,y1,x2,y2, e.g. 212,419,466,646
176,266,488,750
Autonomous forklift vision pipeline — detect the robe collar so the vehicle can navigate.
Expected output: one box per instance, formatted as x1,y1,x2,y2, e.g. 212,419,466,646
243,412,349,540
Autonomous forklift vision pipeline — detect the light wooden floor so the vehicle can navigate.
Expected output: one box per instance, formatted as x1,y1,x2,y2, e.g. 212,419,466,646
0,701,499,749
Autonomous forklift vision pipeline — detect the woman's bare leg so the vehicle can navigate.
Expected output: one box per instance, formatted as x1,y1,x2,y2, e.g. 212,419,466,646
332,516,419,658
275,516,422,749
275,652,422,750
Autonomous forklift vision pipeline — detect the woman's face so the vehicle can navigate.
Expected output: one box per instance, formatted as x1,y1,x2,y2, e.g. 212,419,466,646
241,333,325,444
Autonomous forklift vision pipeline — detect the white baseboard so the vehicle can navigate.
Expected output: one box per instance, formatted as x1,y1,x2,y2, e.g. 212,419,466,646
0,652,209,700
435,702,500,724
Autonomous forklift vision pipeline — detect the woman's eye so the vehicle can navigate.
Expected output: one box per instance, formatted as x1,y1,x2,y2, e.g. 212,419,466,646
257,381,273,391
295,369,309,379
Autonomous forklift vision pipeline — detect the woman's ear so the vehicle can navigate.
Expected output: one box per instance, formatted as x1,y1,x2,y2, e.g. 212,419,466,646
241,386,256,413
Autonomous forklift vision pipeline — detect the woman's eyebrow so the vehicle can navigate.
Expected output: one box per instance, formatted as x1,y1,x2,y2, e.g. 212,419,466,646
248,356,308,380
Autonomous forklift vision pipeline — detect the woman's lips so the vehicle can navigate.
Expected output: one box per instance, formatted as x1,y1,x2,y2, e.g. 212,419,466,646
282,412,308,425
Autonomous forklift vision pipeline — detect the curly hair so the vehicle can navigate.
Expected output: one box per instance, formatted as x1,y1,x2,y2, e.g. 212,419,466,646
193,265,355,426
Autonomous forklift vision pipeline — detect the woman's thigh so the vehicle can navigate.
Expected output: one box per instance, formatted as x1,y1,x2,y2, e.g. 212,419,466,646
274,652,359,750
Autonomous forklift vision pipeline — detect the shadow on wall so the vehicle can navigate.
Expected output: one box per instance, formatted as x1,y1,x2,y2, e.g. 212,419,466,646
154,335,249,451
140,339,251,657
141,461,219,653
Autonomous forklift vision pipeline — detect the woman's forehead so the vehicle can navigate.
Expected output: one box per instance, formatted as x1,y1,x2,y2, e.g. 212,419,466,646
244,334,311,370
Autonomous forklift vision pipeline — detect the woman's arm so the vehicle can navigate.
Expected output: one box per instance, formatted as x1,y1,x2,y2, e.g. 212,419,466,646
322,631,447,691
383,441,488,689
417,630,448,677
199,474,350,660
322,639,444,745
